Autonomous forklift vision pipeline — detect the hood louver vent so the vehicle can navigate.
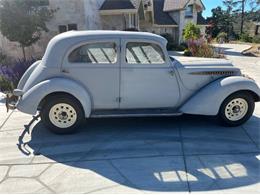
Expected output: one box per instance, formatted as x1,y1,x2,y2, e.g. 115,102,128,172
190,71,237,76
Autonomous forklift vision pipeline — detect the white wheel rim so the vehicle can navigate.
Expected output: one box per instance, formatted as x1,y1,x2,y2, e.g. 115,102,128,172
225,98,248,121
49,103,77,128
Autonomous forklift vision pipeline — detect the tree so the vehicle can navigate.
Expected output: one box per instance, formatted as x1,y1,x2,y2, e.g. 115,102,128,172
0,0,55,60
224,0,260,34
183,22,201,40
206,6,234,38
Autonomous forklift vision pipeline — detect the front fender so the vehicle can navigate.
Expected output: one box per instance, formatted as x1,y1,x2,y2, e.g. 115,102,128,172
16,78,92,117
180,76,260,116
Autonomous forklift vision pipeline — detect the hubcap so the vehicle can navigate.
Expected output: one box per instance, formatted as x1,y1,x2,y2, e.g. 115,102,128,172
225,98,248,121
49,103,77,128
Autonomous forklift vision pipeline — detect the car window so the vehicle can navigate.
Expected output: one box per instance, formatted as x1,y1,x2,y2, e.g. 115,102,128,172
68,42,117,64
126,42,165,64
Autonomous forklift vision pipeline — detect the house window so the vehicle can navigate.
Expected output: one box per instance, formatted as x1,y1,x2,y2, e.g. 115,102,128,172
58,25,67,33
126,42,165,64
68,24,78,31
185,5,193,17
68,42,117,64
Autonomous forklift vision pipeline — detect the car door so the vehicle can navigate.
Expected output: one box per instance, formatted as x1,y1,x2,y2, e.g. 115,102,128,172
120,39,180,109
62,39,120,110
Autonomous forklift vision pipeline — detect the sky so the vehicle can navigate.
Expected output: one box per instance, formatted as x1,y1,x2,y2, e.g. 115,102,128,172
202,0,252,18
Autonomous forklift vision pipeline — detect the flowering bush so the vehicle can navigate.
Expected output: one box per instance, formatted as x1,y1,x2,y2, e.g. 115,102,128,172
187,38,215,58
0,58,37,92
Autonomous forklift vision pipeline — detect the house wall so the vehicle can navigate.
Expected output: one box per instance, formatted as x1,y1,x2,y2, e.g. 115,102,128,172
84,0,104,30
168,0,202,43
0,0,207,59
0,0,99,59
179,8,197,42
233,20,259,37
100,15,126,30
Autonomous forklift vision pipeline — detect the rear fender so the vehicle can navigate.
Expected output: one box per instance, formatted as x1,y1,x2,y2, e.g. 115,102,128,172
17,78,92,117
180,76,260,116
17,60,41,90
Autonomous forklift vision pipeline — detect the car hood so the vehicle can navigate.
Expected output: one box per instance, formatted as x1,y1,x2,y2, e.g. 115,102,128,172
173,56,235,68
172,56,242,92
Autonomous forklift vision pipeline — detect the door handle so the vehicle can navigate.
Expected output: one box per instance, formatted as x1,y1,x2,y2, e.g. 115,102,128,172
61,69,70,74
169,70,175,76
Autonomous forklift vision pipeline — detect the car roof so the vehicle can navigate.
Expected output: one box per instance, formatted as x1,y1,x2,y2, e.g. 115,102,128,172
55,30,167,42
42,30,167,67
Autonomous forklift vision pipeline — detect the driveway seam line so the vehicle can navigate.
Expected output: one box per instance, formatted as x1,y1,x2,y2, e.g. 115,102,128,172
0,110,15,131
108,159,140,190
0,166,10,185
179,123,191,193
84,184,120,194
241,125,259,150
0,151,259,166
197,156,222,190
35,177,56,194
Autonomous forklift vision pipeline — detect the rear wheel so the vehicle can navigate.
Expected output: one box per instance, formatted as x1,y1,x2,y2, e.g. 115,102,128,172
40,94,84,134
218,92,255,126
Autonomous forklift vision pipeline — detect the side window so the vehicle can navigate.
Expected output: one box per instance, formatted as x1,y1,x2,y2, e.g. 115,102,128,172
68,42,117,64
126,42,165,64
185,5,193,17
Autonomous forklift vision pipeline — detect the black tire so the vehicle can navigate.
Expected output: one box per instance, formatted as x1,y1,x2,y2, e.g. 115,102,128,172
40,94,84,134
218,91,255,126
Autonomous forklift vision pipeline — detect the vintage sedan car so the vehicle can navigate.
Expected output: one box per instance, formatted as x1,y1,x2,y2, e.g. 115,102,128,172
9,31,260,134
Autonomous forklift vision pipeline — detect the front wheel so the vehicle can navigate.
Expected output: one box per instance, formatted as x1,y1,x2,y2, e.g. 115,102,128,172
40,94,84,134
218,92,255,126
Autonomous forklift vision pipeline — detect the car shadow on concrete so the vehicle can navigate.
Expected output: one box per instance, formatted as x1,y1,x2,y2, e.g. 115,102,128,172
21,115,260,192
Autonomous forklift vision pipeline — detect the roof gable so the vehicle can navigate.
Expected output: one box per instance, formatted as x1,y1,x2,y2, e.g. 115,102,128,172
163,0,205,12
100,0,135,10
197,12,208,25
153,0,178,26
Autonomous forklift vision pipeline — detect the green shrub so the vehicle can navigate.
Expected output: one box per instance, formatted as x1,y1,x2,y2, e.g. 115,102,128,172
166,43,178,50
160,33,176,50
177,42,188,51
183,49,192,56
252,35,260,43
183,22,201,40
240,33,252,43
160,33,173,42
216,32,228,43
0,75,13,92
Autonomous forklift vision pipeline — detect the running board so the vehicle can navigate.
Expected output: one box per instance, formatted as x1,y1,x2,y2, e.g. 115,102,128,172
91,109,183,118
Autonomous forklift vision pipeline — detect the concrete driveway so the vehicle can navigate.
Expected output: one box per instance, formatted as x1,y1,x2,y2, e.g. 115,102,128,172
0,44,259,193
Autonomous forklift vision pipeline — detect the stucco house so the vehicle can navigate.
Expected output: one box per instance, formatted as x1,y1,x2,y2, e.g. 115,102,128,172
0,0,208,59
100,0,207,43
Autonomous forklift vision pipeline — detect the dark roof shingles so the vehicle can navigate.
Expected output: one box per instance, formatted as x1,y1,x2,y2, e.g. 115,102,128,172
153,0,177,26
197,12,207,25
100,0,135,10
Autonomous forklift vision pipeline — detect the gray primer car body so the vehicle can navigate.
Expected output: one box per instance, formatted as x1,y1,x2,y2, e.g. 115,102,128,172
14,31,260,120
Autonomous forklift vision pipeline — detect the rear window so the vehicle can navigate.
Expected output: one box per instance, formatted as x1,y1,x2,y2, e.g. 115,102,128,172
68,42,117,64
